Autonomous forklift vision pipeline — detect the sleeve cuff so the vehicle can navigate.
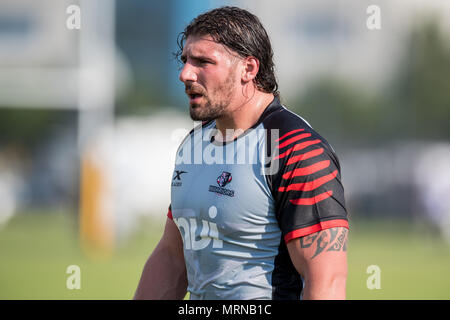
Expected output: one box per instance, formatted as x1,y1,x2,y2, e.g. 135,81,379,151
284,219,349,243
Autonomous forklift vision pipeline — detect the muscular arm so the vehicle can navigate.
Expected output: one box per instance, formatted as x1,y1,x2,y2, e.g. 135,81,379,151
133,217,188,300
286,227,348,300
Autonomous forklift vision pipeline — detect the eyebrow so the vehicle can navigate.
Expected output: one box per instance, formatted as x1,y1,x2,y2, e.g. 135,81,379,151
180,53,214,63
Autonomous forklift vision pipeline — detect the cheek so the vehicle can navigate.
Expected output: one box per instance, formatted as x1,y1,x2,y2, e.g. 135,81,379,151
195,72,210,91
201,65,238,94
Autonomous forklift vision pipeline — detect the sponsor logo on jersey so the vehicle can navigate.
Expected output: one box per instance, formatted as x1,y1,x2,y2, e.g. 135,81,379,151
174,206,223,250
172,170,187,187
209,171,234,197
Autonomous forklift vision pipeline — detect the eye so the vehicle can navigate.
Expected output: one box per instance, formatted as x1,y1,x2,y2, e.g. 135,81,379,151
198,59,214,66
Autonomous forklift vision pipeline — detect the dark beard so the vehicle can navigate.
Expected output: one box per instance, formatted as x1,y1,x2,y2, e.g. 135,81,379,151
189,96,228,121
188,71,235,121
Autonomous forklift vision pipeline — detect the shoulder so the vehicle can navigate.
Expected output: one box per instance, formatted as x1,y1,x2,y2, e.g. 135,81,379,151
262,100,312,134
262,100,348,238
261,98,339,166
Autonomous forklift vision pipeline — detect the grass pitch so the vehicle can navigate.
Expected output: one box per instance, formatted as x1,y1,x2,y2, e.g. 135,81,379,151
0,210,449,299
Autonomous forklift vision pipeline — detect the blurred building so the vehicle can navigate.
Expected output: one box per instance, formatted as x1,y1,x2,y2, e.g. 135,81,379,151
0,0,78,108
1,0,450,244
249,0,450,98
4,0,450,106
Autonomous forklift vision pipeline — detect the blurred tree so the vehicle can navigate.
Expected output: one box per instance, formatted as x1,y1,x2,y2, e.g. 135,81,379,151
0,108,74,149
289,17,450,144
392,18,450,140
286,78,388,146
115,76,167,116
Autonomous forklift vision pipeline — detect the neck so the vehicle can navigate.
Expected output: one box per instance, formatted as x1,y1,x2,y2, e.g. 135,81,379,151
214,90,275,142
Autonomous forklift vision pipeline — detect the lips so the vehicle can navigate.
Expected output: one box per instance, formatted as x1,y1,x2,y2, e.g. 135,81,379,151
188,93,203,104
188,93,202,99
186,89,204,104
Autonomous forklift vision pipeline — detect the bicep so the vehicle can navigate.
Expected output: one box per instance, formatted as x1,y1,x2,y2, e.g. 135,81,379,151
159,217,185,259
286,227,348,298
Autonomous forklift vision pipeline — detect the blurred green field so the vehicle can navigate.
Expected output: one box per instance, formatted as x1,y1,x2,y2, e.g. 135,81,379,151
1,211,449,299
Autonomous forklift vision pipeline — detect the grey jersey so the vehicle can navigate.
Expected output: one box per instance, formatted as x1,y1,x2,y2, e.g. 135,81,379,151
168,97,348,300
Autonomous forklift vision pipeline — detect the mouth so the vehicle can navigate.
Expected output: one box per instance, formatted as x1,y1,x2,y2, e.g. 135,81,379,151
187,92,204,105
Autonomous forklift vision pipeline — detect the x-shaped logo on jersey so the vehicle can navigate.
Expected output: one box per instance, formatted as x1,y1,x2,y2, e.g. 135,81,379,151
173,170,187,181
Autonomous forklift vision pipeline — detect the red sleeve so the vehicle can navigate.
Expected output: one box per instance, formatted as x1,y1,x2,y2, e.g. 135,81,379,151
284,219,348,243
167,204,173,220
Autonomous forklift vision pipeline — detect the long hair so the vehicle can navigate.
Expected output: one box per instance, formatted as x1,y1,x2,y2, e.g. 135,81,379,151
175,6,279,95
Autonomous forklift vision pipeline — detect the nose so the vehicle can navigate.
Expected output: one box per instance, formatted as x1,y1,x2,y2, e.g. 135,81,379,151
179,63,197,84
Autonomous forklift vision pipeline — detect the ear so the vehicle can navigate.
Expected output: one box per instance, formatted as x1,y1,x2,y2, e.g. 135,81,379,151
241,56,259,84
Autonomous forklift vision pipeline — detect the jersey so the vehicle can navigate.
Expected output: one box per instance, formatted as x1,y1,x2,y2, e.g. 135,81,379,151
167,96,348,300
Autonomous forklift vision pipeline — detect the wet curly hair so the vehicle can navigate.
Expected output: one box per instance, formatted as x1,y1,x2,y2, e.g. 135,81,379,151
175,6,279,95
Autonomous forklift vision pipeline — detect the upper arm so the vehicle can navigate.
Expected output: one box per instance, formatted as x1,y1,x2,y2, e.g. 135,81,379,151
269,127,349,243
159,215,185,261
133,215,187,300
286,226,348,299
268,126,349,298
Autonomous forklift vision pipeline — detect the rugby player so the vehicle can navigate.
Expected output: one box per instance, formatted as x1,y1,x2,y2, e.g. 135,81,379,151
134,6,349,300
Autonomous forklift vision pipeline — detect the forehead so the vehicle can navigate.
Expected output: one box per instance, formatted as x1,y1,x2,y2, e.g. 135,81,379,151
182,34,234,60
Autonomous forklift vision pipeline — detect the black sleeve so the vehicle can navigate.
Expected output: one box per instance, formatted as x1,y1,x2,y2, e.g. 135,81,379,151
267,127,348,243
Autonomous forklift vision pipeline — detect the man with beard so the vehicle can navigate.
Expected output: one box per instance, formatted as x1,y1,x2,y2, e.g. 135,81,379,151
134,6,349,300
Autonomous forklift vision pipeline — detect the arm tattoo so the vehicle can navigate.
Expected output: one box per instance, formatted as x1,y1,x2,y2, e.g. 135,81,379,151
299,227,348,259
327,228,348,252
311,227,338,258
299,233,319,248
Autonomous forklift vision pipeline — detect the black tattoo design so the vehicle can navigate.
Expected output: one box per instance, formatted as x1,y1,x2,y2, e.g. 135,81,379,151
311,227,338,258
299,233,319,248
327,228,348,252
299,227,348,259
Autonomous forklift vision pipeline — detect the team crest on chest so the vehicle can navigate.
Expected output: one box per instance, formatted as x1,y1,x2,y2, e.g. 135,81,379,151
217,171,232,187
209,171,235,197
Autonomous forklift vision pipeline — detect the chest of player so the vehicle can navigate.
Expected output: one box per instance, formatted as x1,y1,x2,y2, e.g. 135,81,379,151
171,162,273,227
170,129,278,242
